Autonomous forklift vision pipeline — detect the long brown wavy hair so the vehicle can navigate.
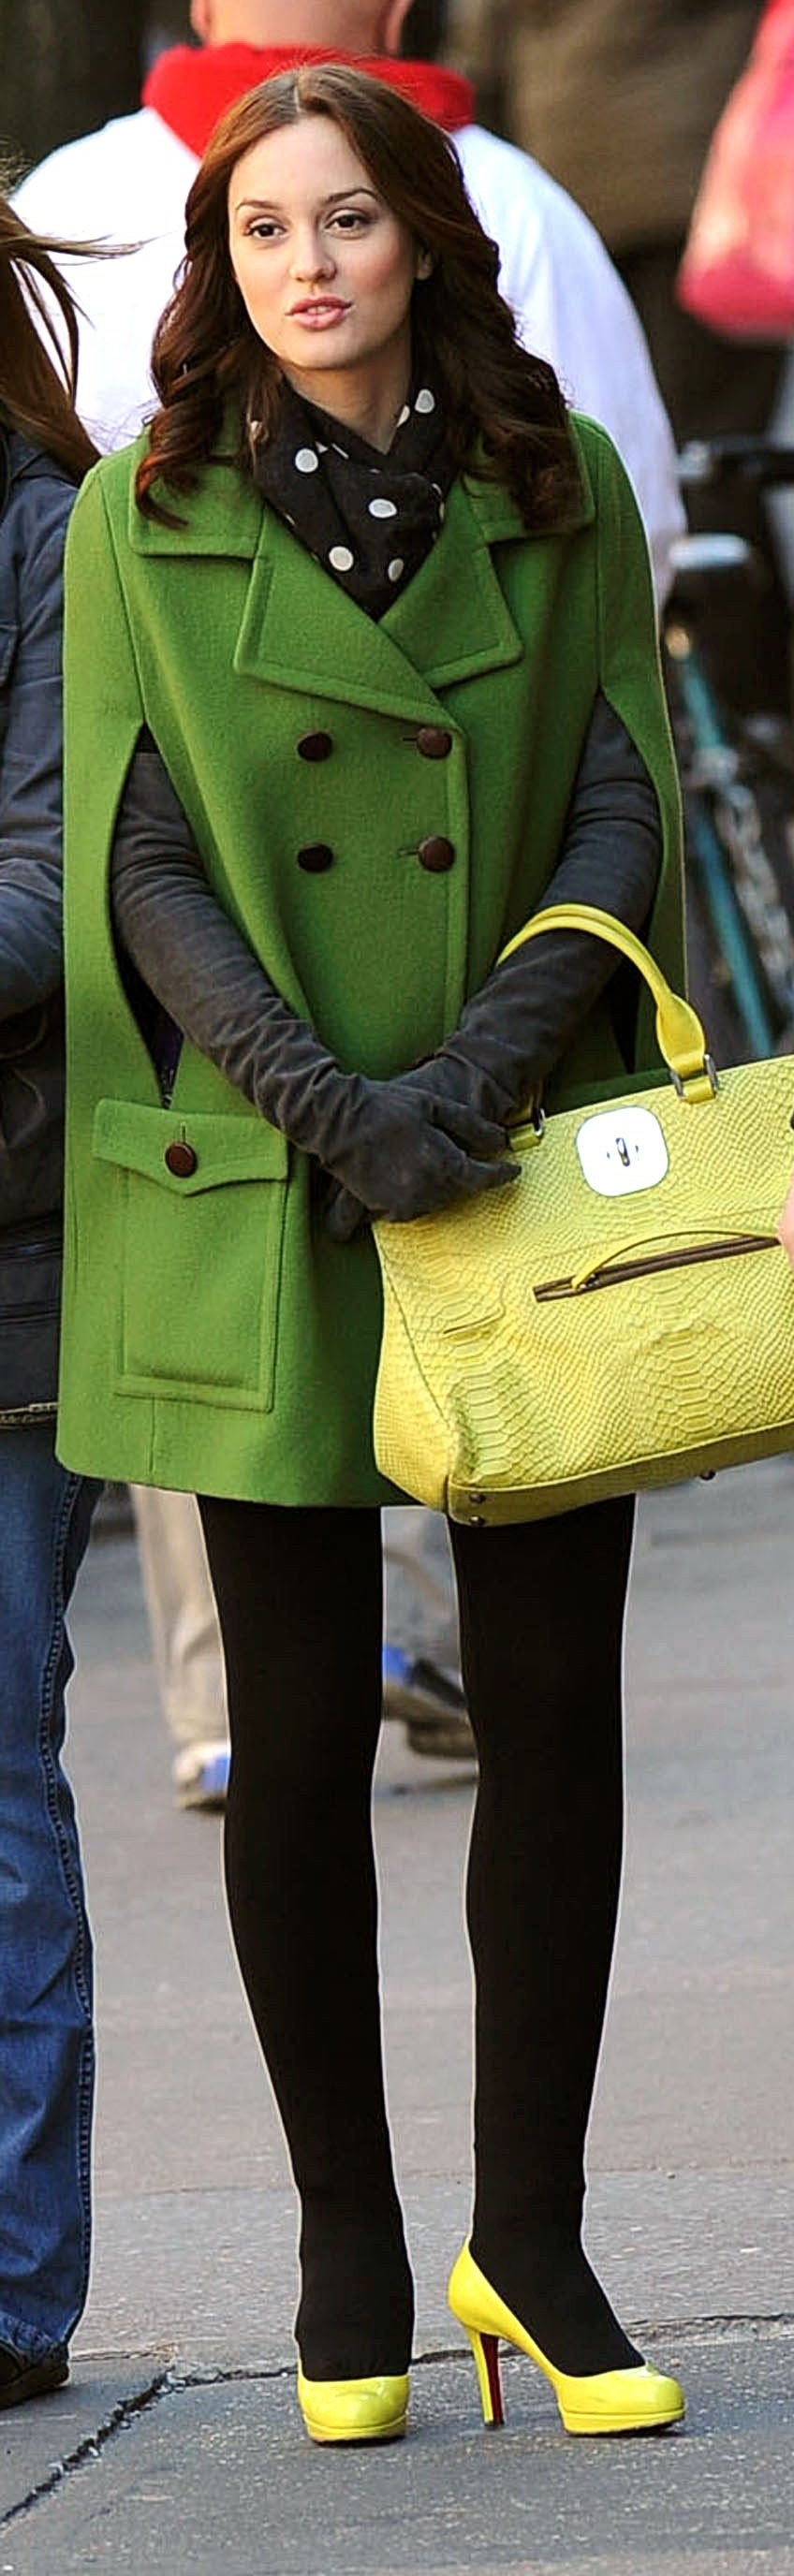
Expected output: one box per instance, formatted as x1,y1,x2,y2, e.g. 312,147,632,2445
0,199,98,482
136,62,581,529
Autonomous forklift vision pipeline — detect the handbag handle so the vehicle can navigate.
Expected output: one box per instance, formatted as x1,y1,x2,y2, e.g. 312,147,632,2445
497,903,717,1101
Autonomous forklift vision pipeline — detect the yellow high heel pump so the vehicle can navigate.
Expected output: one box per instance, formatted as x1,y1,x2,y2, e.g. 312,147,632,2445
448,2246,685,2437
296,2368,409,2446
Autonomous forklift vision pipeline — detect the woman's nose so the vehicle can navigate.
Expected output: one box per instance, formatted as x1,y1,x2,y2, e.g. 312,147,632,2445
291,228,334,283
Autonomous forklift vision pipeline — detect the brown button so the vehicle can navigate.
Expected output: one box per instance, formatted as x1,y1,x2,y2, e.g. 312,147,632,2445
297,842,334,873
164,1140,198,1178
297,731,333,762
416,725,453,760
418,834,456,873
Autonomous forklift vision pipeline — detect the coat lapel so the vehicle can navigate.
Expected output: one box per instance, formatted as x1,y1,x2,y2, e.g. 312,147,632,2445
380,446,595,687
127,453,264,560
233,512,443,722
380,476,524,688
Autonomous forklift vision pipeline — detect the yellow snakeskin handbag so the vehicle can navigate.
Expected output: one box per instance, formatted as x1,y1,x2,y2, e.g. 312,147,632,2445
373,903,794,1523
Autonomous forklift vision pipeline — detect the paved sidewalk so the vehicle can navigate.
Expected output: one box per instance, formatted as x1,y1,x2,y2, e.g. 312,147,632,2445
1,1464,792,2572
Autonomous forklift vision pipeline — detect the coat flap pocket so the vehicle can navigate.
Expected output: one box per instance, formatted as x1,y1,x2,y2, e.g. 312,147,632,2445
92,1099,288,1193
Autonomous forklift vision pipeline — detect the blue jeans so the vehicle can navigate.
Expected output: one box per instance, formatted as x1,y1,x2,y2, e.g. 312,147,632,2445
0,1426,98,2359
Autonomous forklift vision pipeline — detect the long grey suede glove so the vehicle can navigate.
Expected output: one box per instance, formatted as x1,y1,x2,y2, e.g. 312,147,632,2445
110,733,518,1230
424,695,662,1118
325,694,665,1237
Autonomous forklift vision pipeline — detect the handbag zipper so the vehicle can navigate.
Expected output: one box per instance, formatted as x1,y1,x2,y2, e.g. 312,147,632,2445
534,1231,778,1301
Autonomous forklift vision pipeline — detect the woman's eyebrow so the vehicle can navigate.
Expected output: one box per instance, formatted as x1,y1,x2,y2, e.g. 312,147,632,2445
322,188,379,208
232,187,380,213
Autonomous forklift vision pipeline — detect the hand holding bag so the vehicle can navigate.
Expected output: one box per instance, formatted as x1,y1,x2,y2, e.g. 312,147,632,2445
677,0,794,338
373,903,794,1523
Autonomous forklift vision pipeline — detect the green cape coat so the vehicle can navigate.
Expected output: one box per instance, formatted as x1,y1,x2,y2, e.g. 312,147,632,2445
57,414,684,1503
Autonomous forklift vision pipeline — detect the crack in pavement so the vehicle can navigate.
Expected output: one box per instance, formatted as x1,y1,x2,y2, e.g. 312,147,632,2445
0,2360,301,2537
0,2370,172,2536
2,2315,791,2537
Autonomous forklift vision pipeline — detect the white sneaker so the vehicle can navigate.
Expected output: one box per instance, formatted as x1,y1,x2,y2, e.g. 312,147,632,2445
172,1740,230,1811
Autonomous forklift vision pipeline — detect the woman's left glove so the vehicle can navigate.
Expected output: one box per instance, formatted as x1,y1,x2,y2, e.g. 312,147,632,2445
319,1077,518,1239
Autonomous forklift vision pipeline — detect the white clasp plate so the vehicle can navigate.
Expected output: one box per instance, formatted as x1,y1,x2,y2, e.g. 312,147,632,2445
575,1105,669,1196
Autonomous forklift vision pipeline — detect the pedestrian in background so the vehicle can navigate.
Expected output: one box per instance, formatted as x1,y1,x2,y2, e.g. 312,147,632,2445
58,63,686,2449
452,0,789,715
0,201,100,2410
129,1473,230,1808
15,0,685,1775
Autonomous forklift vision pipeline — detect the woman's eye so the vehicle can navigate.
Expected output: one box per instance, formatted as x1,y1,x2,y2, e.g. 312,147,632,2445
331,211,371,232
246,219,280,241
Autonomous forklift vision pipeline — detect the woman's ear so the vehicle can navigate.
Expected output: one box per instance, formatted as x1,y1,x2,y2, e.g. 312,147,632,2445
381,0,416,57
416,245,434,282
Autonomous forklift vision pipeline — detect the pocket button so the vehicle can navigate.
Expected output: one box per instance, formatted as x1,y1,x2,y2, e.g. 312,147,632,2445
164,1141,198,1178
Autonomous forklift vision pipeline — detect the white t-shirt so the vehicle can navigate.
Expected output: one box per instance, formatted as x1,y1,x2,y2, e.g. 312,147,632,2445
14,103,684,596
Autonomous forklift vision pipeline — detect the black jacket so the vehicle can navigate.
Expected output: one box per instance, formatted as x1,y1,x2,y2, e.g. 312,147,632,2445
0,428,76,1417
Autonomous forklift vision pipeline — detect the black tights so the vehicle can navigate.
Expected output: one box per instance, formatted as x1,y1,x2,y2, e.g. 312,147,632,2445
198,1494,637,2379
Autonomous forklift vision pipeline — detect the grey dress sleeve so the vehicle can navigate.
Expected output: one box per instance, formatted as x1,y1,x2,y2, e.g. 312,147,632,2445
110,729,303,1109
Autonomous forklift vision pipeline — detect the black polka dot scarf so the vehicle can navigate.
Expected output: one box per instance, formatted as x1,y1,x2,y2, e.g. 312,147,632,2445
251,374,455,621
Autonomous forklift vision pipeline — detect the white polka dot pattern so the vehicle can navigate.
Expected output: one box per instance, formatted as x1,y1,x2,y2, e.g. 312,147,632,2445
255,376,450,615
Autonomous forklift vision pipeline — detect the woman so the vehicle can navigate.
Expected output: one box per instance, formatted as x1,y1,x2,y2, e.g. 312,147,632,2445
0,202,100,2408
60,66,685,2445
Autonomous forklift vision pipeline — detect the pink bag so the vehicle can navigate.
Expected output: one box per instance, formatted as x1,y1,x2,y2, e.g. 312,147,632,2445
678,0,794,337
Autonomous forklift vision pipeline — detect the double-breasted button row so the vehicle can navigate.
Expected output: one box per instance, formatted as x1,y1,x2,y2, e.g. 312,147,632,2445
296,836,456,874
295,726,453,762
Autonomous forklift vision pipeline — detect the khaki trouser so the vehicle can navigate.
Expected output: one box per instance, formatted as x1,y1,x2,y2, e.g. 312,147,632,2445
131,1486,228,1751
383,1506,460,1673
